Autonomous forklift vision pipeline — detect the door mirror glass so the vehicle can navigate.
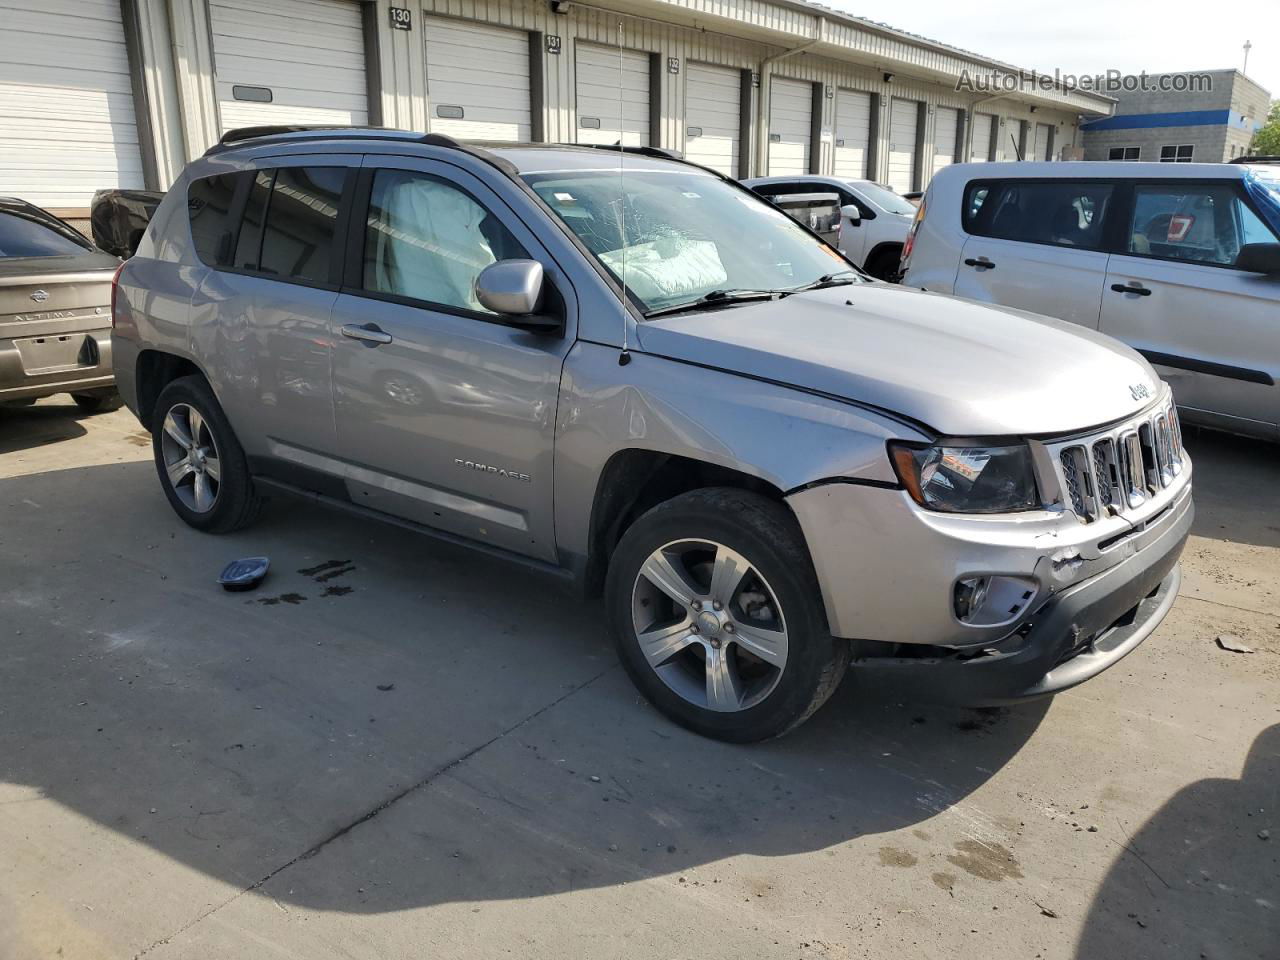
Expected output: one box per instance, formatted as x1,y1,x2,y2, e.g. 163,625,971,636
1235,242,1280,274
840,203,861,225
475,259,545,316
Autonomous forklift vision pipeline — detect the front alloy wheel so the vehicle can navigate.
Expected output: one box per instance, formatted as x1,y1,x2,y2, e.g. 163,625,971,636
607,487,848,742
633,539,788,712
160,402,221,513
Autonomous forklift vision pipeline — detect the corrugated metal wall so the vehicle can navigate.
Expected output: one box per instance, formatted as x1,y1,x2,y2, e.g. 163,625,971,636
89,0,1094,194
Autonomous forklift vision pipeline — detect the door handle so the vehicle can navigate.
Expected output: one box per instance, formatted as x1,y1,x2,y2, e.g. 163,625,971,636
1110,283,1152,296
963,257,995,269
341,323,393,345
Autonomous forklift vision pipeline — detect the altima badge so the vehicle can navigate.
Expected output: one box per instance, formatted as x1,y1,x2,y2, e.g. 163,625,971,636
30,289,49,303
1129,383,1151,401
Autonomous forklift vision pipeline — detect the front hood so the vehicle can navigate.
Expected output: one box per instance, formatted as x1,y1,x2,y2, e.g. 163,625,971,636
635,284,1159,437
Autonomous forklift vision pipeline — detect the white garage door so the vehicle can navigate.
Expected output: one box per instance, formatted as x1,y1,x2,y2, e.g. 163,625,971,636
887,98,919,193
768,77,812,176
0,0,145,211
425,18,530,142
576,43,650,146
932,106,959,177
970,113,995,162
1033,122,1053,161
833,90,871,180
211,0,368,132
684,62,740,176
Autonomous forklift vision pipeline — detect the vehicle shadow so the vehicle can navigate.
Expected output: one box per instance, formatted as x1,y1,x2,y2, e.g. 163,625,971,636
1183,427,1280,550
0,459,1052,917
1073,724,1279,960
0,399,90,454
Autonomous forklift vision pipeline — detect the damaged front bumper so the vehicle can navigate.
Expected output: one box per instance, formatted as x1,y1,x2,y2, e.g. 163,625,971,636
787,461,1193,704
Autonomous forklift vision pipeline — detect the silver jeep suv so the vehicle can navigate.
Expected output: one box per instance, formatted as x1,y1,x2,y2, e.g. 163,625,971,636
112,127,1193,741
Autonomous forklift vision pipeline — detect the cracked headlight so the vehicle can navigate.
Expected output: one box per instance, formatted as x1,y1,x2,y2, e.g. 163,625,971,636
889,442,1040,514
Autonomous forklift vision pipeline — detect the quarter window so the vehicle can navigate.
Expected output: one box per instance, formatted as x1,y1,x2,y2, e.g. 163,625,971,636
1126,184,1277,266
963,180,1114,250
362,170,528,315
1108,146,1140,161
188,172,245,267
1159,144,1194,163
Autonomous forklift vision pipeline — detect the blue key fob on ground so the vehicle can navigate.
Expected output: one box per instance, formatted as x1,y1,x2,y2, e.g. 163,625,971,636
217,557,270,591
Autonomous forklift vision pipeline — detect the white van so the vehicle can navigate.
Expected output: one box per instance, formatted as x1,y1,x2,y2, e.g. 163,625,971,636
901,162,1280,440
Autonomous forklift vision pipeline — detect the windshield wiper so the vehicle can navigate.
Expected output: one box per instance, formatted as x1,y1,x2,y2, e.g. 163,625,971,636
643,288,783,319
782,272,861,295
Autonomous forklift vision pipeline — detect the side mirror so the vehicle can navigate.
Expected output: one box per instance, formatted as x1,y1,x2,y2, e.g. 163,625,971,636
475,259,559,330
1235,243,1280,275
840,203,861,225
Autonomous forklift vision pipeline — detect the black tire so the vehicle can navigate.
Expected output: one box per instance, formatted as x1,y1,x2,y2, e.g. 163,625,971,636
863,247,903,282
72,390,123,414
605,487,849,742
151,375,260,533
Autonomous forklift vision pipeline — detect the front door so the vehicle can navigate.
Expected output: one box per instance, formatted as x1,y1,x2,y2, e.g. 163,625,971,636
329,159,575,561
953,178,1116,330
1100,180,1280,435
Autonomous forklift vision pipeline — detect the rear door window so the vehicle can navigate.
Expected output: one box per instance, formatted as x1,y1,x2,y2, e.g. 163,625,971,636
257,167,347,285
965,180,1114,250
233,171,273,271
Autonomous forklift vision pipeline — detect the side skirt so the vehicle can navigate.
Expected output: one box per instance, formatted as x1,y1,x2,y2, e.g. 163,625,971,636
253,475,577,586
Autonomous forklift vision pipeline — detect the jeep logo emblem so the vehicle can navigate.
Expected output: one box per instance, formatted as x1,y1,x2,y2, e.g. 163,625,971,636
1129,383,1151,401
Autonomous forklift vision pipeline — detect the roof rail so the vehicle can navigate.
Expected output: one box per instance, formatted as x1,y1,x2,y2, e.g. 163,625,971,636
572,143,685,162
1230,155,1280,165
204,125,422,156
203,125,521,177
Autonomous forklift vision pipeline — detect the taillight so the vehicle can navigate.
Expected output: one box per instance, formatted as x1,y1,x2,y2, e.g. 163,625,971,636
900,196,926,272
110,261,126,329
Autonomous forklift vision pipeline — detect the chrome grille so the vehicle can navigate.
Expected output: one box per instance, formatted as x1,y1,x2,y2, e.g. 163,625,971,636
1056,400,1185,523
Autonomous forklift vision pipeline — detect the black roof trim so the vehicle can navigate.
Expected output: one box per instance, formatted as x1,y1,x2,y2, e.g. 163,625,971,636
202,125,520,176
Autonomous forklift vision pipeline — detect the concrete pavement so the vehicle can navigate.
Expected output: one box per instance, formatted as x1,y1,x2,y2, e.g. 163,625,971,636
1,397,1276,959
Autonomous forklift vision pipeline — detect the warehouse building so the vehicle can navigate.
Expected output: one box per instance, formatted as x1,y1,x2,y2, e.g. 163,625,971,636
1,0,1115,225
1081,69,1270,164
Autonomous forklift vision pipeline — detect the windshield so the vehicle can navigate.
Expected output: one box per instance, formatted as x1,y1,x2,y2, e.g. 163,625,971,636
523,169,859,315
0,209,91,259
853,182,917,216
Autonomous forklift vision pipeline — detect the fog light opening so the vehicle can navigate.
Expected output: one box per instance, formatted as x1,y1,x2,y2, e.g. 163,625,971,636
953,576,990,623
953,575,1039,627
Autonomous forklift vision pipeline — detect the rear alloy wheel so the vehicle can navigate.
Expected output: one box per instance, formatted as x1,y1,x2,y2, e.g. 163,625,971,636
607,488,848,742
152,376,260,533
160,402,222,514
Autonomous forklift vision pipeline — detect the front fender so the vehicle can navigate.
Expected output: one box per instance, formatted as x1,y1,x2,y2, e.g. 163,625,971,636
553,342,925,558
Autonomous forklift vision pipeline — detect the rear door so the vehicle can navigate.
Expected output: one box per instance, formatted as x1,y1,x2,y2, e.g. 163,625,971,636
327,158,575,560
1100,180,1280,435
953,178,1115,329
193,164,350,459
